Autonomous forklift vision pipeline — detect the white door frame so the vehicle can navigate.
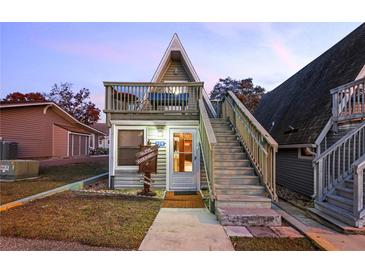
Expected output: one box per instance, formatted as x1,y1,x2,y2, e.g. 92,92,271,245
167,127,200,191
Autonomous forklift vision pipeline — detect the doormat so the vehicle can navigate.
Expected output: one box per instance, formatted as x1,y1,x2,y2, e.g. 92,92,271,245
162,191,205,208
174,191,198,195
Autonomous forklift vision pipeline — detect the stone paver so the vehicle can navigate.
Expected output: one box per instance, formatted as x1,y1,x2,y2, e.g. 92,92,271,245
275,201,365,251
271,226,304,238
139,208,234,251
223,226,253,237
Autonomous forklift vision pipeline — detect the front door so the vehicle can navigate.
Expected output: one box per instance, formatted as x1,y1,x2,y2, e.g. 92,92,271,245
169,128,198,191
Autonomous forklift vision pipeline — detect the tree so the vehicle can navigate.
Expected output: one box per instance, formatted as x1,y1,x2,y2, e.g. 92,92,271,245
1,92,46,103
210,77,265,113
47,82,100,125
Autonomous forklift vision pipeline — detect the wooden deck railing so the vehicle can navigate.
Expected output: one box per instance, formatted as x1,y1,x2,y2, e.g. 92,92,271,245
331,77,365,124
199,100,217,200
222,91,278,200
352,155,365,219
104,82,203,113
313,122,365,209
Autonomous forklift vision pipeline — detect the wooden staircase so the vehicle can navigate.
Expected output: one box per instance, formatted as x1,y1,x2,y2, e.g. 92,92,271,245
210,119,272,209
313,121,365,228
199,94,280,227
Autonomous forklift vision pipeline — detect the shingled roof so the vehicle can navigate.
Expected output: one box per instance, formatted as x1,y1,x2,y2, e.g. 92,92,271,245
254,23,365,146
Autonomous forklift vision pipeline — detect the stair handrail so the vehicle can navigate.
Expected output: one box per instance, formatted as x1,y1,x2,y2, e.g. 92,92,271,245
222,91,278,201
202,88,217,118
313,122,365,203
352,155,365,219
313,122,365,162
199,99,217,199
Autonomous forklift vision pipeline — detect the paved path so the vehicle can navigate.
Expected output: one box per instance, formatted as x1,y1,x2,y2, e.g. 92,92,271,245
275,201,365,251
139,208,234,251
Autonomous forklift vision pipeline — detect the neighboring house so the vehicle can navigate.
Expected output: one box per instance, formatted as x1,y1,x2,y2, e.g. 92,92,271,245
0,102,105,159
104,34,279,226
254,23,365,227
91,123,109,149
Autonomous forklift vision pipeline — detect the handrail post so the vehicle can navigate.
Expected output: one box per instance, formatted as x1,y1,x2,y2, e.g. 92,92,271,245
317,159,323,201
353,165,364,218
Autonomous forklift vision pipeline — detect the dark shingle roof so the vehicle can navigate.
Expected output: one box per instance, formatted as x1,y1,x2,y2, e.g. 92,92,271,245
254,23,365,145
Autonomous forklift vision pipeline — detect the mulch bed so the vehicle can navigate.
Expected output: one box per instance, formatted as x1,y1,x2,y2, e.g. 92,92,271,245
231,237,319,251
0,191,162,250
277,185,314,209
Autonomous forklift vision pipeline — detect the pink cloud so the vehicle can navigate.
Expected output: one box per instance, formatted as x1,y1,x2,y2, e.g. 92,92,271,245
34,37,164,65
260,24,299,70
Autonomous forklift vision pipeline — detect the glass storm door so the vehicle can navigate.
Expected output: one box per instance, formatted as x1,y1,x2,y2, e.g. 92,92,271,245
169,129,198,191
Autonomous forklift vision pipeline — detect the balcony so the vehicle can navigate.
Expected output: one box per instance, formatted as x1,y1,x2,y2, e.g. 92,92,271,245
331,77,365,123
104,82,203,117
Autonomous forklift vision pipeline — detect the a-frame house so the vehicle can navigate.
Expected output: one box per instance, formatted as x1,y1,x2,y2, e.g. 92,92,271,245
104,33,280,226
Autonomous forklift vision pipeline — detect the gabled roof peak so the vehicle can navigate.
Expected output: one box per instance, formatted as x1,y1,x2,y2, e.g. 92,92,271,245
151,33,200,82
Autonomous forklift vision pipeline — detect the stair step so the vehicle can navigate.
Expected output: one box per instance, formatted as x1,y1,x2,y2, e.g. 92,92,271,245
315,201,357,226
210,119,230,124
336,185,365,199
216,135,237,142
215,195,272,209
214,141,241,146
326,194,353,211
215,167,255,176
214,147,244,153
215,175,260,185
214,153,247,160
215,185,265,195
214,160,251,167
216,207,281,226
212,128,234,133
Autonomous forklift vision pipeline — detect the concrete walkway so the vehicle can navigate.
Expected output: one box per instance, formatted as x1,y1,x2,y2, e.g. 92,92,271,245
139,208,234,251
275,201,365,251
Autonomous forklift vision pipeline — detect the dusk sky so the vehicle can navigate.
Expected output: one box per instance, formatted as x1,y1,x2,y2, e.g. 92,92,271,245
0,22,362,121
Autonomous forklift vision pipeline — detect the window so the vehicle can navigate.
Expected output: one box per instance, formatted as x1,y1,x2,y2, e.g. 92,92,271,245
173,133,193,172
117,130,144,166
298,147,316,160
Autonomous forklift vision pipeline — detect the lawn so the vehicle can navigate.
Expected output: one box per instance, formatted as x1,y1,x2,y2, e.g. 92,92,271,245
231,237,319,251
0,162,108,205
0,191,162,250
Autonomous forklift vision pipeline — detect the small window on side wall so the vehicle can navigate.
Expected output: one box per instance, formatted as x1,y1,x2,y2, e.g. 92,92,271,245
298,147,316,160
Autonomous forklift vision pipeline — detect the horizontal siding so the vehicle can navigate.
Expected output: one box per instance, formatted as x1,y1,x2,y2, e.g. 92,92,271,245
146,126,167,187
161,60,191,82
0,106,93,159
277,148,314,197
52,125,68,158
0,107,53,158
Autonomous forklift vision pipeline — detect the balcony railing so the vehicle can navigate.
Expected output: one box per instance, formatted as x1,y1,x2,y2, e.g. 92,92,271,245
104,82,203,113
331,77,365,123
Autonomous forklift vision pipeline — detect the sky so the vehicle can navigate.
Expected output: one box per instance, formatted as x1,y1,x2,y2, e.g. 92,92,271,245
0,22,362,121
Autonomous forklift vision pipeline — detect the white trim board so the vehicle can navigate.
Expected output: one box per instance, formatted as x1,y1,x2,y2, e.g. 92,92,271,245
110,120,199,126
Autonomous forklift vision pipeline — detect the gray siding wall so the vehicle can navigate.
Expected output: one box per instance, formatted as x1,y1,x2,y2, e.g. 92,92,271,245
277,148,314,197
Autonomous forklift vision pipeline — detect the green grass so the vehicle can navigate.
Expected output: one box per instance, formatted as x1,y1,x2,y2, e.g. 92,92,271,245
231,237,319,251
0,192,162,250
0,162,108,205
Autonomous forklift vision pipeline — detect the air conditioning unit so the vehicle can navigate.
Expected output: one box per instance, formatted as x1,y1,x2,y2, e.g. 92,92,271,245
0,141,18,160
